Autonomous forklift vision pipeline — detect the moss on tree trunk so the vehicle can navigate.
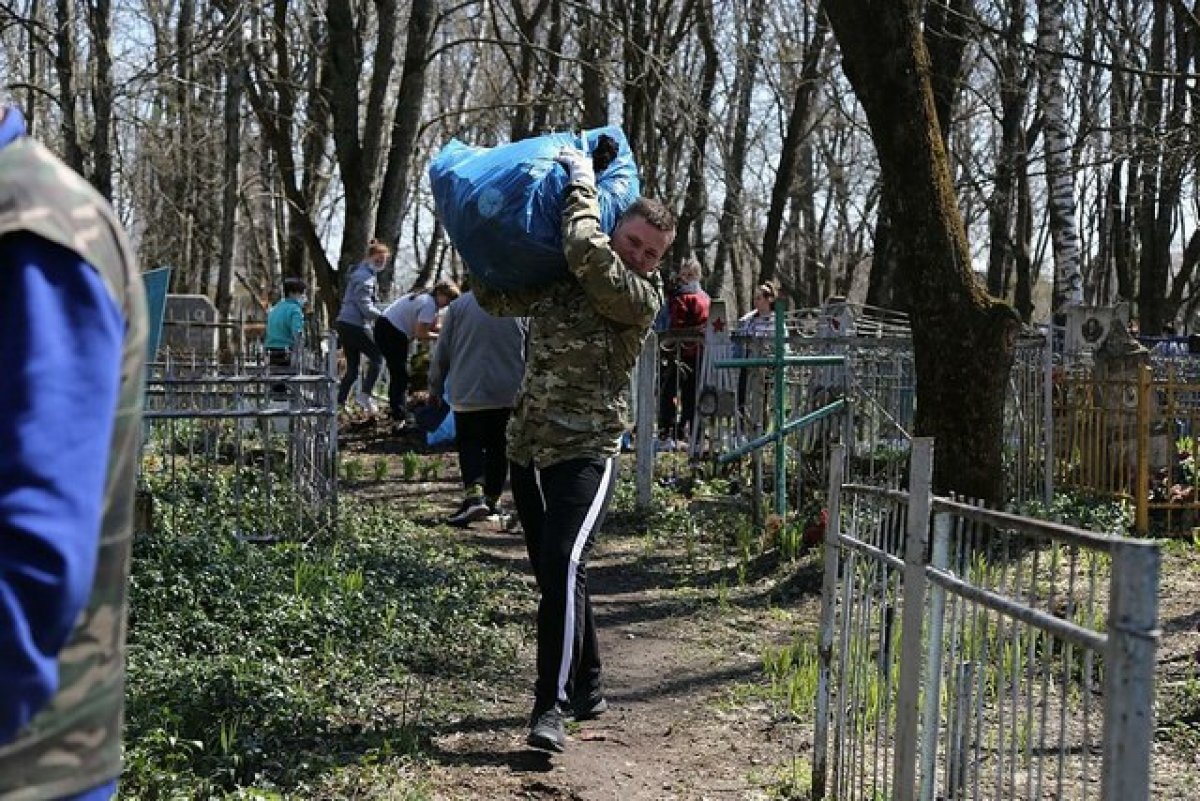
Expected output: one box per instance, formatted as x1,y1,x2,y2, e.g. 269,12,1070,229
827,0,1020,504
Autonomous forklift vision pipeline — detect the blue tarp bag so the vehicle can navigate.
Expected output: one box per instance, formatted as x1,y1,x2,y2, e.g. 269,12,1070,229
428,126,639,291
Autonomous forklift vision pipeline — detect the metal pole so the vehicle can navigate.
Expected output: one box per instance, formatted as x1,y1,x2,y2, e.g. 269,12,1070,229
812,442,847,800
1043,332,1055,506
635,332,658,510
893,437,935,801
1135,364,1150,535
918,511,952,801
774,298,787,517
1101,539,1159,801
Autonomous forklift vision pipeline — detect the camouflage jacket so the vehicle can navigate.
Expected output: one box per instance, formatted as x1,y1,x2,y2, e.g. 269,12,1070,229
476,182,663,468
0,138,147,800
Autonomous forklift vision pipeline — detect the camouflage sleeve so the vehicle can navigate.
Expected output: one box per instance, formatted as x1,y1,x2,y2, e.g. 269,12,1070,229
561,183,662,327
473,280,555,317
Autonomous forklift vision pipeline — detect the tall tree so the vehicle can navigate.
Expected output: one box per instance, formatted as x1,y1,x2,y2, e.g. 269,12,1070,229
671,0,717,265
824,0,1021,504
326,0,397,277
711,0,766,304
375,0,436,291
1037,0,1085,309
758,11,829,288
985,0,1036,320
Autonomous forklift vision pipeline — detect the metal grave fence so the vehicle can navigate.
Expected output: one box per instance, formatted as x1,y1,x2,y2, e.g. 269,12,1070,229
140,354,339,540
814,439,1160,801
634,299,1051,513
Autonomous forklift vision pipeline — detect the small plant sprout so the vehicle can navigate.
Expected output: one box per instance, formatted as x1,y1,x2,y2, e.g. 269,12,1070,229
342,457,364,482
401,452,420,480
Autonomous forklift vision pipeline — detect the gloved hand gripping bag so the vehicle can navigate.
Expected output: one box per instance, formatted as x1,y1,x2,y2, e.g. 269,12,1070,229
428,126,640,291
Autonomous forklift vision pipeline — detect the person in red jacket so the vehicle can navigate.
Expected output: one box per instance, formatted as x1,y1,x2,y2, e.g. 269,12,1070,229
657,255,710,444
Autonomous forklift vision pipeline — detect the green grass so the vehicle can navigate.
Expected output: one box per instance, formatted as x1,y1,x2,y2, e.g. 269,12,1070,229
123,496,531,798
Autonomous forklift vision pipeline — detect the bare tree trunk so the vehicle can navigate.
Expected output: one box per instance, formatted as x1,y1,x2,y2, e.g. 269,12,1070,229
1013,140,1035,321
326,0,397,277
176,0,197,292
23,0,43,129
985,0,1032,308
377,0,437,292
712,0,766,305
86,0,114,199
506,0,554,140
759,13,829,286
215,5,244,330
925,0,973,143
54,0,84,172
672,0,717,265
579,1,610,128
1037,0,1085,309
825,0,1021,505
245,3,340,321
530,0,565,135
866,0,970,313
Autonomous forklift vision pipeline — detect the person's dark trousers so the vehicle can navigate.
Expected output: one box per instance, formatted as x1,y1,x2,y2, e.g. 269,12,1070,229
336,320,383,404
658,355,680,436
455,408,512,498
677,352,699,441
267,348,292,399
510,456,617,713
374,317,410,417
658,353,698,440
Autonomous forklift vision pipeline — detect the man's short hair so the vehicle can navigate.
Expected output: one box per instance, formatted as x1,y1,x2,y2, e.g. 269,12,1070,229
283,277,307,296
623,197,676,234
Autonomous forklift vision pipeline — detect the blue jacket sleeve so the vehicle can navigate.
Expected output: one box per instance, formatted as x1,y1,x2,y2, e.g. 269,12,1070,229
0,232,125,743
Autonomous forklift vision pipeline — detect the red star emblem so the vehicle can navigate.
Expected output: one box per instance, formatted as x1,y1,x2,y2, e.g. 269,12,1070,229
711,316,726,333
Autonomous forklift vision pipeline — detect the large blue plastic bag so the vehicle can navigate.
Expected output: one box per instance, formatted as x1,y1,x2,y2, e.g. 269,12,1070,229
428,126,639,291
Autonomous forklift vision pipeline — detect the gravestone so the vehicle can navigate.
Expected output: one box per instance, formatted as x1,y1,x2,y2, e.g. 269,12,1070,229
162,294,218,356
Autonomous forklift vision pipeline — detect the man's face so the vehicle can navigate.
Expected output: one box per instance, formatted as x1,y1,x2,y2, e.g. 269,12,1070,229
612,215,674,277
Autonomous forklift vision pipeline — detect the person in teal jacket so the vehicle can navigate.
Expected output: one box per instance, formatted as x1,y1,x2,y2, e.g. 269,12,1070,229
264,277,307,369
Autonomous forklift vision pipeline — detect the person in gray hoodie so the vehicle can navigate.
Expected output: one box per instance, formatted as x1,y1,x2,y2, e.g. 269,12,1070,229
335,240,388,413
428,288,528,527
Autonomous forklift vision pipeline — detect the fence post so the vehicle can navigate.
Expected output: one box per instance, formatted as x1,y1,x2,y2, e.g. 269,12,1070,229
773,298,788,517
635,331,658,510
893,437,934,801
918,511,952,801
1135,364,1150,535
1043,331,1055,506
811,442,846,801
1101,539,1159,801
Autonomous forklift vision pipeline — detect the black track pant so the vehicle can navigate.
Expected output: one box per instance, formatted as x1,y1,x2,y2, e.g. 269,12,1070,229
336,321,382,405
510,456,617,711
374,317,410,418
454,408,511,499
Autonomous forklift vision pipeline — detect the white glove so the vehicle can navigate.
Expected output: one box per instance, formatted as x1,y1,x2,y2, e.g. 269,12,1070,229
555,147,595,187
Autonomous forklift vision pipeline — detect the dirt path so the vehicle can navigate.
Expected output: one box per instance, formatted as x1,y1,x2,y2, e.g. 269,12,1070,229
416,516,817,800
341,419,1200,799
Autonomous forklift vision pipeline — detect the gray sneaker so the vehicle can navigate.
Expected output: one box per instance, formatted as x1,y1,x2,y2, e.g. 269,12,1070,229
571,690,608,721
526,706,566,752
446,497,489,528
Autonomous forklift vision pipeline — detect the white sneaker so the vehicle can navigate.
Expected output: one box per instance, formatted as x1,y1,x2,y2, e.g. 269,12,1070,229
356,392,378,415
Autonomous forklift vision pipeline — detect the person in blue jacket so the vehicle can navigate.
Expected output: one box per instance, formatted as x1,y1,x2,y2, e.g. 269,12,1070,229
0,105,148,800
